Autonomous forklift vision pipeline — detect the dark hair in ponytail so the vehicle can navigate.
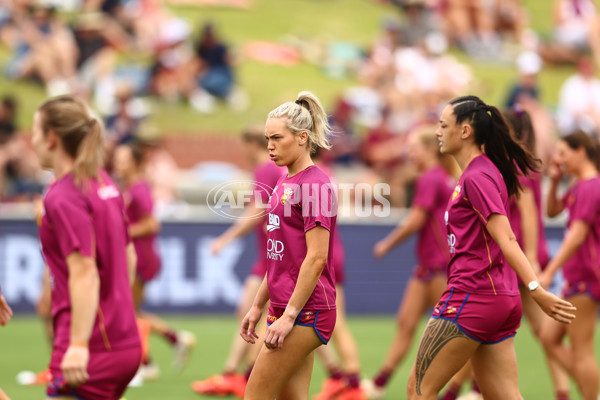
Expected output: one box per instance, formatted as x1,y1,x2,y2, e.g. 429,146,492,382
561,131,600,171
448,95,539,196
503,106,536,155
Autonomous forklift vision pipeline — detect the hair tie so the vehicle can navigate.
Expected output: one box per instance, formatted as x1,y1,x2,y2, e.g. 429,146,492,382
295,99,302,105
512,103,523,117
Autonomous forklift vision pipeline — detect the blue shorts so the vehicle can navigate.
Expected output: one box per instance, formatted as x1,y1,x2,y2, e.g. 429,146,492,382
432,287,522,344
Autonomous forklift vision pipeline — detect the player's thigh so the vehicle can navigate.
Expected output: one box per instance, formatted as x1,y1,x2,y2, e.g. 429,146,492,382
245,325,322,399
566,295,599,352
277,350,316,400
407,318,478,398
471,337,521,400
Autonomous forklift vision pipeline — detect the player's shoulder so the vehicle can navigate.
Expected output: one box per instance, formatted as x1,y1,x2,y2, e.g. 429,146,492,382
129,179,151,195
45,174,80,205
463,157,498,183
303,165,333,185
576,176,600,194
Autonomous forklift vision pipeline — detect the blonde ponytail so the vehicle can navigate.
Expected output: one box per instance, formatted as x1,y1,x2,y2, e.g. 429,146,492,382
38,95,103,184
73,118,103,183
268,90,332,154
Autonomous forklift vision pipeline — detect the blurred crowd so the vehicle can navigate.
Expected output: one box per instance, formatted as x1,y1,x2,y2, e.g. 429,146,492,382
0,0,242,202
325,0,600,207
1,0,600,210
0,0,241,110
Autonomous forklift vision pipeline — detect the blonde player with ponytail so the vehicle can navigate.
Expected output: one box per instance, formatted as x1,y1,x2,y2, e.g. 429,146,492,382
32,95,141,400
241,91,338,399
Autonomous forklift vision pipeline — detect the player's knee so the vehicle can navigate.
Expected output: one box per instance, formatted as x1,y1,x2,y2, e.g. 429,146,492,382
537,329,556,351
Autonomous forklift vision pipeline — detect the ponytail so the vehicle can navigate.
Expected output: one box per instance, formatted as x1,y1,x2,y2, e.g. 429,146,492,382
268,90,332,154
73,118,103,183
448,95,539,196
503,106,536,155
38,95,104,184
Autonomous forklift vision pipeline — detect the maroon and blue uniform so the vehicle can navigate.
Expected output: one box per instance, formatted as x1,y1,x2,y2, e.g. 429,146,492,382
40,171,141,400
411,166,454,281
124,180,161,282
561,177,600,301
265,166,337,343
433,155,521,343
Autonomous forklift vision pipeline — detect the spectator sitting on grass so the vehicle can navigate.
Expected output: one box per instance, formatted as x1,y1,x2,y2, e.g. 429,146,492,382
190,22,248,113
5,1,78,96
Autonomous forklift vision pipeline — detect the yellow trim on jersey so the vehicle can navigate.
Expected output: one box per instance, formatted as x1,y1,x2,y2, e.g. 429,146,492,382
479,223,497,295
318,278,331,310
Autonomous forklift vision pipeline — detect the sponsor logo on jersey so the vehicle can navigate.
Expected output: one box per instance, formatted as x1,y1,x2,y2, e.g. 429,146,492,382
267,213,280,232
266,239,284,261
280,186,295,205
98,185,120,200
451,185,461,201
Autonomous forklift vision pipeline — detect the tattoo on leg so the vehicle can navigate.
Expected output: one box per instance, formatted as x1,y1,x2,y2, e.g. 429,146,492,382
414,319,466,395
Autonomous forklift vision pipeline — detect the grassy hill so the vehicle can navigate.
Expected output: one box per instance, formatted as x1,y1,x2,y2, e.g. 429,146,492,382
0,0,573,135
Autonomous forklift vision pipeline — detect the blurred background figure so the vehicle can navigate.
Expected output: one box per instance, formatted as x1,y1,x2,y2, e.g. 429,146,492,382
148,17,195,103
190,22,247,113
443,0,499,58
504,51,557,169
0,95,44,201
4,1,78,96
539,0,599,65
505,51,543,109
556,55,600,138
112,142,196,383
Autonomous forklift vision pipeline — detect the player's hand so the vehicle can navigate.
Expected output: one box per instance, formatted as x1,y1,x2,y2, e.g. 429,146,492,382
263,314,294,351
210,237,227,255
240,306,262,344
373,240,390,259
547,158,563,183
0,295,13,326
61,344,90,386
530,287,576,324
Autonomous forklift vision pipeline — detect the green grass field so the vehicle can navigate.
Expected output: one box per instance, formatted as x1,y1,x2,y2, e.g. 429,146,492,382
1,316,597,399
